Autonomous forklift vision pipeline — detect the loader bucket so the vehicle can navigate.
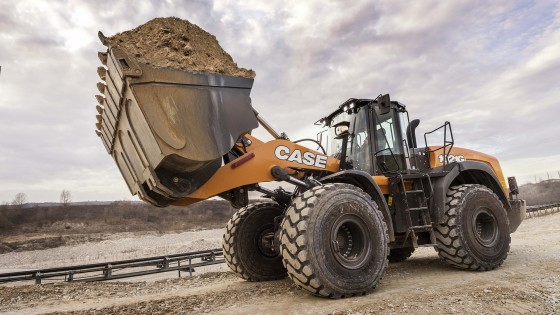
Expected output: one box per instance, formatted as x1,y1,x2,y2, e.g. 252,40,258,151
95,45,258,206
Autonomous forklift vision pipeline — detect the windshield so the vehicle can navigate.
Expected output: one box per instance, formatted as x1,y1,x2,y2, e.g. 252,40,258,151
327,107,372,173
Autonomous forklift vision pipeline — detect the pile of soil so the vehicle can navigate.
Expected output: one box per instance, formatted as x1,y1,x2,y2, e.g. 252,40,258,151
107,17,255,78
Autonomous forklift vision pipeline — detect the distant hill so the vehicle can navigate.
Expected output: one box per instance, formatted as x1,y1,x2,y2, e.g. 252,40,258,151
518,179,560,206
0,200,236,236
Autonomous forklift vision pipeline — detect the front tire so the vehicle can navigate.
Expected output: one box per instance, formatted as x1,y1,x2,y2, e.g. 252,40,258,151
434,184,511,270
280,183,388,298
222,202,287,281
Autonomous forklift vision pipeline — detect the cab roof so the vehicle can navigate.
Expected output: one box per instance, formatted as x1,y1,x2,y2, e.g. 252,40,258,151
316,96,406,127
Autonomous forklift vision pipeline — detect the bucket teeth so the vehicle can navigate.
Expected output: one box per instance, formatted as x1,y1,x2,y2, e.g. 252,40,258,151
97,82,106,93
96,114,102,122
95,130,102,137
95,95,105,105
96,105,104,114
98,51,108,65
98,31,109,46
97,67,107,81
95,122,102,130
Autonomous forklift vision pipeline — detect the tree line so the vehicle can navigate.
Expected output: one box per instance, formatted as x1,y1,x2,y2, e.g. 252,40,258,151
1,190,72,208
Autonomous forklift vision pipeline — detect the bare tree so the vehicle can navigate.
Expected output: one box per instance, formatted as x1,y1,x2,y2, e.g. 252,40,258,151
60,189,72,206
12,192,27,207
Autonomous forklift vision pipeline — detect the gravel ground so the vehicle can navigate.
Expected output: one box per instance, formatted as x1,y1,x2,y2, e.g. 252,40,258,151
1,212,559,314
0,229,223,271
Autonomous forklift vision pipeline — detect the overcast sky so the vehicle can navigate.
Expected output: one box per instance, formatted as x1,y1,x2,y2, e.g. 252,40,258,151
1,0,559,203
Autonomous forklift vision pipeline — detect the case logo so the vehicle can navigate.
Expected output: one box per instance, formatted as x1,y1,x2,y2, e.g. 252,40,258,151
275,145,328,169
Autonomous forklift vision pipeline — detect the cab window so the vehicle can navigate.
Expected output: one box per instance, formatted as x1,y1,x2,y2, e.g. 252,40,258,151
374,107,405,173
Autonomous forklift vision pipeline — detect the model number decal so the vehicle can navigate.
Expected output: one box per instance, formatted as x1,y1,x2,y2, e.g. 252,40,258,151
438,154,465,163
274,145,328,169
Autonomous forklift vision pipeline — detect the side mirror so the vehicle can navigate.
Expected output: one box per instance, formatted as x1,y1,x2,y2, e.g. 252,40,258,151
379,94,391,115
333,121,350,139
335,125,349,137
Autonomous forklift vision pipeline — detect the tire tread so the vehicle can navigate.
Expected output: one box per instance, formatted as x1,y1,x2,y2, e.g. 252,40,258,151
222,202,286,281
434,184,510,271
280,183,388,298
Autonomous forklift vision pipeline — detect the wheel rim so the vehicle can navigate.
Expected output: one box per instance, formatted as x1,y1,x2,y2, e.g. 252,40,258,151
257,227,277,258
471,208,499,247
330,214,371,269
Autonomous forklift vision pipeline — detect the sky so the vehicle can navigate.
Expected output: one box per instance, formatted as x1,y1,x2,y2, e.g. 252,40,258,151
1,0,559,203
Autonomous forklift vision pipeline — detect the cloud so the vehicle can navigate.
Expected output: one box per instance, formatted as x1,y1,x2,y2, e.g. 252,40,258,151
0,0,559,202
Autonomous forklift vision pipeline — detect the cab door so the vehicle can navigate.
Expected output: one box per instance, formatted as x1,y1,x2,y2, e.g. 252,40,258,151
372,105,407,174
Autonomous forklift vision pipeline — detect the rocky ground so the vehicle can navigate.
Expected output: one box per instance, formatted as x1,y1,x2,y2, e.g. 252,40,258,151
0,212,559,315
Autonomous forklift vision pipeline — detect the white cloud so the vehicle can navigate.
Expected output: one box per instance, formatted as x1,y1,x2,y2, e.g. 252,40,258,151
0,0,559,202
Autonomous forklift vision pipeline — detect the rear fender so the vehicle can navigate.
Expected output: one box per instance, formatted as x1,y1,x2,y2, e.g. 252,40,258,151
431,161,513,226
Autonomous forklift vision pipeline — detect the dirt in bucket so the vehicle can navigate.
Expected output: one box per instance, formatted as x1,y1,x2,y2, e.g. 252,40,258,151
107,17,255,78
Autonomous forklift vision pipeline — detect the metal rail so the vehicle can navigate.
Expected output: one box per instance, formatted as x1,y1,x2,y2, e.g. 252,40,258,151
0,248,223,284
526,203,560,217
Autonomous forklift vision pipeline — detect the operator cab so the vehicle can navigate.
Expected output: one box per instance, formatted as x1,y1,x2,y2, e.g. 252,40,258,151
318,94,423,175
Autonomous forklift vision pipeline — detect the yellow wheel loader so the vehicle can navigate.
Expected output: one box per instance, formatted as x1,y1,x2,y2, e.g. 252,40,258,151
95,37,526,298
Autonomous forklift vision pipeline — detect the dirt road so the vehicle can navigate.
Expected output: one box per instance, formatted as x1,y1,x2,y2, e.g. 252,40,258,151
1,212,558,314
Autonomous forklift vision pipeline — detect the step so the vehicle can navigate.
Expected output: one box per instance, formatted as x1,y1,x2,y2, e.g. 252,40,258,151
406,207,428,212
405,190,425,194
411,225,433,232
398,173,429,180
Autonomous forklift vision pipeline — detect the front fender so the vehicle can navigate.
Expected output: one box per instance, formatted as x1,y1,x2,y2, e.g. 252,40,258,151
321,170,395,242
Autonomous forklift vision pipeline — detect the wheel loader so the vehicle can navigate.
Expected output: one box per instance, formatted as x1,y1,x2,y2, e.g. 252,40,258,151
94,36,526,298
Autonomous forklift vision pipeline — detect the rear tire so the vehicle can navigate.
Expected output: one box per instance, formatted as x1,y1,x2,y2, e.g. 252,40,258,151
434,184,511,270
280,183,388,298
222,202,287,281
388,247,415,263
